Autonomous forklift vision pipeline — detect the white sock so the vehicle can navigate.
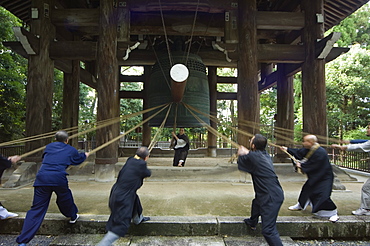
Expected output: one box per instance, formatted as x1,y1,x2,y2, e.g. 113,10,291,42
0,206,9,219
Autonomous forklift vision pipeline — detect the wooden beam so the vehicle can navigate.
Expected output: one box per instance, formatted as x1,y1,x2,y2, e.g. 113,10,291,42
217,76,237,83
118,44,307,65
326,47,349,62
12,27,39,55
217,92,237,100
51,9,304,37
119,75,145,82
2,41,29,58
52,9,99,27
258,44,304,63
130,12,225,36
50,41,97,60
258,70,278,92
257,45,350,92
80,68,97,89
316,32,341,59
119,90,144,99
256,11,304,30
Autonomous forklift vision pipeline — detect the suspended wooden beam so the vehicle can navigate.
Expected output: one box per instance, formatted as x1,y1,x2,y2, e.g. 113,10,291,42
51,9,304,37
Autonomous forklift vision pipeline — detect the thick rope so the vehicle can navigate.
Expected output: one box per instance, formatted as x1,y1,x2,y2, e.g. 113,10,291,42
76,103,171,169
185,0,200,65
147,35,171,90
148,103,172,151
158,0,173,67
183,102,303,173
18,104,168,159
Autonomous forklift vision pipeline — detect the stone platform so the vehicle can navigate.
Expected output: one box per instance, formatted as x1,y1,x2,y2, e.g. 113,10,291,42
1,157,370,245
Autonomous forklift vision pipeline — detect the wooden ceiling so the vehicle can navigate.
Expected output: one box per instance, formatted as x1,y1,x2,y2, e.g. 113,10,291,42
0,0,368,68
1,0,368,31
0,0,367,92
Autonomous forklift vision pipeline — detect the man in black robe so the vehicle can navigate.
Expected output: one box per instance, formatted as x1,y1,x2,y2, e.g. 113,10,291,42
0,154,21,220
97,147,151,246
170,128,189,167
281,134,339,222
237,134,284,246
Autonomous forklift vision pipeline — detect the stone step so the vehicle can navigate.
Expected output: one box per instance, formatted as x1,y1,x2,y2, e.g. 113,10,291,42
0,234,298,246
1,214,370,239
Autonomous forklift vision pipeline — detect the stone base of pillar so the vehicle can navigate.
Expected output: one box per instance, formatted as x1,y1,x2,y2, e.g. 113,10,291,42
273,153,292,163
95,164,115,182
207,146,217,157
3,162,38,188
95,158,118,182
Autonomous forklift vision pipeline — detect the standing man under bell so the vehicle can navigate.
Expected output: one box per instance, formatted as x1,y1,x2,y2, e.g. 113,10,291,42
170,128,189,167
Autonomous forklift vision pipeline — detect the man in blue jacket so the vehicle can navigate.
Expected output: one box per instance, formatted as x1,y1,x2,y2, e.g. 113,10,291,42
17,130,89,246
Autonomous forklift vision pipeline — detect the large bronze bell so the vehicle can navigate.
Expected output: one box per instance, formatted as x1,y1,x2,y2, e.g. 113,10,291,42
148,52,210,127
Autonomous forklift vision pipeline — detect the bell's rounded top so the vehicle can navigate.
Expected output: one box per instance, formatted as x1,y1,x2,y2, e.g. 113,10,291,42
170,64,189,83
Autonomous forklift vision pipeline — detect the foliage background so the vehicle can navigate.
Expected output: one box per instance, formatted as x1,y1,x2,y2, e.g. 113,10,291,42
0,2,369,145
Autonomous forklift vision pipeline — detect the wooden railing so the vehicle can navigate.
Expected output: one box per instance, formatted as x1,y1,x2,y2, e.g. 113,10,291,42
0,145,25,157
329,148,370,173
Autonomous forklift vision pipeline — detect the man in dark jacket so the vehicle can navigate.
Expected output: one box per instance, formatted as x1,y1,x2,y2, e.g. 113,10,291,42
237,134,284,246
16,131,89,246
97,146,151,246
0,154,21,219
281,134,339,222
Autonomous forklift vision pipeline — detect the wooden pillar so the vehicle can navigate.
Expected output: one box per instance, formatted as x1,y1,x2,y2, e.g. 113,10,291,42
95,0,120,182
207,66,217,157
142,66,152,147
301,0,327,140
25,0,55,162
275,63,295,162
237,0,259,147
62,59,80,149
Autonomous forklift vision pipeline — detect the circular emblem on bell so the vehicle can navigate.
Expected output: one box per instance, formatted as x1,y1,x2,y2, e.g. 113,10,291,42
170,64,189,82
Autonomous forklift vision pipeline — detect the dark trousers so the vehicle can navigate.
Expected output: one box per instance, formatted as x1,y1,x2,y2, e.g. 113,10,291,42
16,185,78,244
248,198,283,246
108,193,143,237
298,182,337,213
172,149,188,166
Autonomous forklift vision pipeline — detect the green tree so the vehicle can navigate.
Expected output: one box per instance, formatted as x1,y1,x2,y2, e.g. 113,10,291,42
0,7,27,141
326,44,370,140
51,70,63,131
330,2,370,47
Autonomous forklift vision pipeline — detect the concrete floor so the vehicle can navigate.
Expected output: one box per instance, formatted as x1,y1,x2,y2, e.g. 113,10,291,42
0,157,367,218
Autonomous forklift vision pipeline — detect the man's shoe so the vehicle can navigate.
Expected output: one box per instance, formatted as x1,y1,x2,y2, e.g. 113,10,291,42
1,212,18,220
140,216,150,224
69,214,79,224
329,215,339,222
288,203,302,211
243,218,256,231
352,208,370,216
